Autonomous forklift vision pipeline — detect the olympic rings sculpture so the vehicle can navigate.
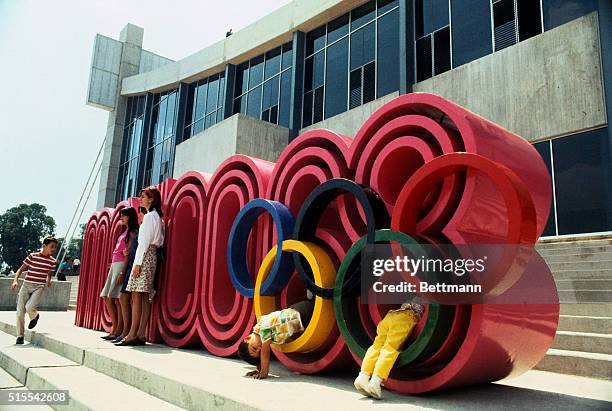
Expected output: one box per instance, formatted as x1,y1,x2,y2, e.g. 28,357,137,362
76,93,559,393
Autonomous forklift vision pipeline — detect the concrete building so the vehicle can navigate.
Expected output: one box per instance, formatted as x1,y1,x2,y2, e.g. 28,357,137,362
88,0,612,241
80,0,612,382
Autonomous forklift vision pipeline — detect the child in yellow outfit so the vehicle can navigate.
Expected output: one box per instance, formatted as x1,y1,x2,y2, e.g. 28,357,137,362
354,303,424,399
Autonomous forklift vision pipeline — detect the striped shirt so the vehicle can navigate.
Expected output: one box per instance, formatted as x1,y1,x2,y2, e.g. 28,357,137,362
23,252,56,284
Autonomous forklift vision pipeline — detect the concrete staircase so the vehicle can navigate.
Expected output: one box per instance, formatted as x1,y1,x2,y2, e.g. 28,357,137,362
1,312,611,410
535,237,612,380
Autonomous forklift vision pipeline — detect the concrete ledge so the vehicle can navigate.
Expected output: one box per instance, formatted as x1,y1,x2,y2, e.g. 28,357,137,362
0,278,71,311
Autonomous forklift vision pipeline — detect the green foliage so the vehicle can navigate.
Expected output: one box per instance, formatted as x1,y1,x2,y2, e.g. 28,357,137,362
0,204,56,271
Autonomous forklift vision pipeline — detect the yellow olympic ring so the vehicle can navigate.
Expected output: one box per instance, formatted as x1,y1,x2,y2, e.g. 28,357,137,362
254,240,336,353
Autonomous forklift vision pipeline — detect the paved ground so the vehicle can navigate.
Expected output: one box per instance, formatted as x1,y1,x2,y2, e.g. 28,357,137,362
0,310,611,411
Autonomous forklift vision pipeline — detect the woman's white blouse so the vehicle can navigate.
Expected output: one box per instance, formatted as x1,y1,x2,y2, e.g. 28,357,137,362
133,210,164,266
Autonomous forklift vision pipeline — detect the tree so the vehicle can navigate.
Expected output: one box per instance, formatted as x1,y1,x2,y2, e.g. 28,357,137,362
54,224,85,261
0,204,56,271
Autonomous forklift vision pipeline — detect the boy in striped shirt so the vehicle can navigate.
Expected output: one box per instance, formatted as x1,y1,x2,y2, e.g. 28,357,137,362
11,236,58,344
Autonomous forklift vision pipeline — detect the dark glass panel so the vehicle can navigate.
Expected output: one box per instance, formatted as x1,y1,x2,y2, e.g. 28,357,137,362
349,68,362,109
192,118,204,135
194,81,207,121
324,37,348,119
206,76,219,114
184,83,195,127
313,86,324,123
517,0,542,41
350,22,375,70
246,85,262,119
351,1,376,30
249,55,264,89
416,0,449,38
534,141,556,237
304,56,314,92
270,105,279,125
363,61,375,104
279,69,292,128
377,8,399,97
218,74,225,110
235,63,249,96
313,51,325,89
416,35,432,82
264,47,282,79
327,14,349,44
433,27,451,75
306,25,326,56
302,91,313,127
377,0,398,15
494,0,515,27
282,42,293,69
553,129,611,234
262,77,280,110
164,91,176,136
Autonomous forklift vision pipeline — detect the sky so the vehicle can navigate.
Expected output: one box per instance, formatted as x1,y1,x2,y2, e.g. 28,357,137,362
0,0,291,240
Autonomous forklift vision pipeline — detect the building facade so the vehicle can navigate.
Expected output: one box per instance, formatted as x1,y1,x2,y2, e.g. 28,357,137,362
88,0,612,239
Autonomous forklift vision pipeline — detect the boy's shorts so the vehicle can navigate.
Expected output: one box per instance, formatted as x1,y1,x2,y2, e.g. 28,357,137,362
290,301,314,328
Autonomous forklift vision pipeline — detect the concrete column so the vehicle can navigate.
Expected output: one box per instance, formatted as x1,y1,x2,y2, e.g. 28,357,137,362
399,0,415,94
289,31,305,141
97,24,144,208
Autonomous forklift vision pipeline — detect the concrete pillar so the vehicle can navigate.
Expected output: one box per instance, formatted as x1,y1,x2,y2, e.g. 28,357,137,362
289,31,305,141
399,0,415,94
97,24,144,208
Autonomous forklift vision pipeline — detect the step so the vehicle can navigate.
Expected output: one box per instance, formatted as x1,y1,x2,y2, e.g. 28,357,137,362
559,315,612,334
536,238,612,249
25,362,182,411
560,304,612,317
0,387,55,411
0,331,78,384
537,246,612,256
1,312,611,410
552,331,612,355
0,329,181,411
558,290,612,303
543,252,612,263
555,279,612,290
548,260,612,271
0,366,22,389
553,269,612,279
535,349,612,380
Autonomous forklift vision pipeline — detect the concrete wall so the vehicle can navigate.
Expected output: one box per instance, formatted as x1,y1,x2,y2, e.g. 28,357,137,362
173,114,289,176
0,279,71,311
301,92,399,138
96,24,144,208
139,50,173,74
413,12,606,142
86,35,123,110
121,0,370,95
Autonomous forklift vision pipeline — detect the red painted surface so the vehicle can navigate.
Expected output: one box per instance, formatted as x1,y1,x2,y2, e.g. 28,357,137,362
75,93,558,393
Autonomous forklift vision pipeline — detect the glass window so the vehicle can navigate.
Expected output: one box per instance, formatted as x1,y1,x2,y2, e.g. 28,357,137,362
415,0,449,38
517,0,542,41
282,43,293,70
553,129,611,235
236,63,249,95
376,8,399,97
433,27,451,75
264,47,281,80
249,55,264,89
327,14,349,44
306,26,326,56
302,0,400,127
246,85,262,119
325,37,348,119
351,1,376,30
416,36,432,82
279,70,292,128
534,141,556,236
350,22,375,70
206,76,219,114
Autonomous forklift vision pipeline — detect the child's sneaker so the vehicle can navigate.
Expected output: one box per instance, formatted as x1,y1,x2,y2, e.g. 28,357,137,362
15,336,24,345
367,375,383,400
28,314,40,329
353,371,371,397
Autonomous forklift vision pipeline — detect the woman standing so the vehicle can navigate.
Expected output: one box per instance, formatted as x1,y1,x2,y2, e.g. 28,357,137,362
117,187,164,346
100,207,139,340
112,207,147,344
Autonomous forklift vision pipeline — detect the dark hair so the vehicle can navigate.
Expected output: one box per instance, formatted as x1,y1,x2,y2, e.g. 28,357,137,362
140,186,163,218
43,236,58,246
119,207,139,243
237,341,260,367
138,206,148,215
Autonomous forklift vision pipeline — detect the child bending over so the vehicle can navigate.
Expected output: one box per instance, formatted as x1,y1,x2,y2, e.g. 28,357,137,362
354,303,424,399
237,300,314,379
